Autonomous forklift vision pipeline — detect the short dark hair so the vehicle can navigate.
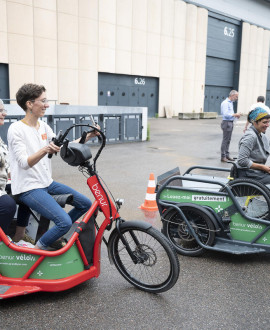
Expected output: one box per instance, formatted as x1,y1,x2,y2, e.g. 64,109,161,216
257,96,265,103
16,83,46,111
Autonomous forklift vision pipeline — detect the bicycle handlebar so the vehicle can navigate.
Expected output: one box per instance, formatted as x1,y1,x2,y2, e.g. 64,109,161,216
49,124,106,169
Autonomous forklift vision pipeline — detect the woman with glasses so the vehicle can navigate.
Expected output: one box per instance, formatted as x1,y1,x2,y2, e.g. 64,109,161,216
7,83,97,250
0,99,32,243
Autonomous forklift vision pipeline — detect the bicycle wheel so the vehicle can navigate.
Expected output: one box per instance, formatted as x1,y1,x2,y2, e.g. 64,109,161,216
221,178,270,219
109,224,180,293
162,205,216,256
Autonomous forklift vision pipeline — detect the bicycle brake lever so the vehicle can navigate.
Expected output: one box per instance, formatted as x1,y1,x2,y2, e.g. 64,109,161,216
60,139,69,158
79,131,87,144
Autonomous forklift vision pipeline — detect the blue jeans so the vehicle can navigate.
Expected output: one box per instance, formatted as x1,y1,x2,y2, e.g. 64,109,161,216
19,181,92,249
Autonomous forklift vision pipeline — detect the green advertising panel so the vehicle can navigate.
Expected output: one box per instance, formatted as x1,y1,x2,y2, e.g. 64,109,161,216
0,242,84,279
29,245,84,280
230,215,270,244
0,242,38,278
160,188,232,211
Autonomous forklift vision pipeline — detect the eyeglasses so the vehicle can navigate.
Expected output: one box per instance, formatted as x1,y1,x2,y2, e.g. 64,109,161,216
30,98,49,104
0,108,7,113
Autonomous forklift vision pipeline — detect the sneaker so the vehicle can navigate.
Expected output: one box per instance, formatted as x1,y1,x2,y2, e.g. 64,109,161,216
15,240,35,248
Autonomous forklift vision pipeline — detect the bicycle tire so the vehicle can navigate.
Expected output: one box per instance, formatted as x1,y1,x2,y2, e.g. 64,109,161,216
220,178,270,219
109,225,180,293
162,205,215,256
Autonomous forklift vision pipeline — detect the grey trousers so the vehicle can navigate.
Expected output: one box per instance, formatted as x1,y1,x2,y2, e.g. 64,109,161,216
221,120,233,158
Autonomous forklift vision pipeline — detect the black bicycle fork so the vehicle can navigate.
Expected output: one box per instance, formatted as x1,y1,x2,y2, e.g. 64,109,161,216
115,219,143,264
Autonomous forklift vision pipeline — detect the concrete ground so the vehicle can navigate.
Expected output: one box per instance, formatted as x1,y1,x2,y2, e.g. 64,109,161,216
2,116,270,330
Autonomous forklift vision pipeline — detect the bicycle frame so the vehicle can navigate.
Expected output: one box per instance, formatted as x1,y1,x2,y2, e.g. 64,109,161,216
0,172,120,299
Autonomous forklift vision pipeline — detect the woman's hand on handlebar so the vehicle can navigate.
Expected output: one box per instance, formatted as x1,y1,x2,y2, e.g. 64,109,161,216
85,124,101,142
47,141,61,155
73,124,101,144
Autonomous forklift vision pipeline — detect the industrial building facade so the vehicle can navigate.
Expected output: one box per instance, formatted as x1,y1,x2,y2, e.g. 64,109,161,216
0,0,270,116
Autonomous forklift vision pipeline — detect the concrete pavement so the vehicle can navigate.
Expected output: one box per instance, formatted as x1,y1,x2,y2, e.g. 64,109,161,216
2,116,270,330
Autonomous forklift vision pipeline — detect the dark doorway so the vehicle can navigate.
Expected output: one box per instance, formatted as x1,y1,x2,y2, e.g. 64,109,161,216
204,14,241,114
98,73,159,117
0,64,10,103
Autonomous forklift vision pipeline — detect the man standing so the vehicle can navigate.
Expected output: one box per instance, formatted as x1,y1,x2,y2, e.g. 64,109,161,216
220,90,241,162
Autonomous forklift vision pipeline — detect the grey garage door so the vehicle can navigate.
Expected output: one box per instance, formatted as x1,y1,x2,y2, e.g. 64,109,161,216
98,73,159,117
204,14,241,114
0,64,10,102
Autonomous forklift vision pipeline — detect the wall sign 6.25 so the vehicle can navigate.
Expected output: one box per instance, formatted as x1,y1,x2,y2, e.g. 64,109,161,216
224,26,234,38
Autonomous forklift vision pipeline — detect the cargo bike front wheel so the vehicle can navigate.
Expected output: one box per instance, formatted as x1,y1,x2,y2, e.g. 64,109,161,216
108,224,180,293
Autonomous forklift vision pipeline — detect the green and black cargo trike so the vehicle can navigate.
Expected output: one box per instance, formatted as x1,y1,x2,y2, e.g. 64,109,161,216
156,165,270,256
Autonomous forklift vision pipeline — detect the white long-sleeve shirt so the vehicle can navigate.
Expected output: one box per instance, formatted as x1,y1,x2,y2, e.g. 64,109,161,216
7,120,55,195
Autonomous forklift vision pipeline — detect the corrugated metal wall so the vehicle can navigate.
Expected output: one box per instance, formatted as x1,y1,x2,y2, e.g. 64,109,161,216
204,14,241,114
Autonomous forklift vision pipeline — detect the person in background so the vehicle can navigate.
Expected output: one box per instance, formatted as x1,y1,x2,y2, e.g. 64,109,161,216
236,107,270,184
8,83,98,250
243,96,270,133
220,90,241,162
0,100,16,235
0,99,32,243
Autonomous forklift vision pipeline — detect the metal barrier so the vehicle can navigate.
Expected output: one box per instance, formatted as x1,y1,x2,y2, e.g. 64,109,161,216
1,105,147,144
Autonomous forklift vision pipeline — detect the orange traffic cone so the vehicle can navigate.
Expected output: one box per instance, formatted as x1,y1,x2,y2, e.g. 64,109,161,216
139,173,158,212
